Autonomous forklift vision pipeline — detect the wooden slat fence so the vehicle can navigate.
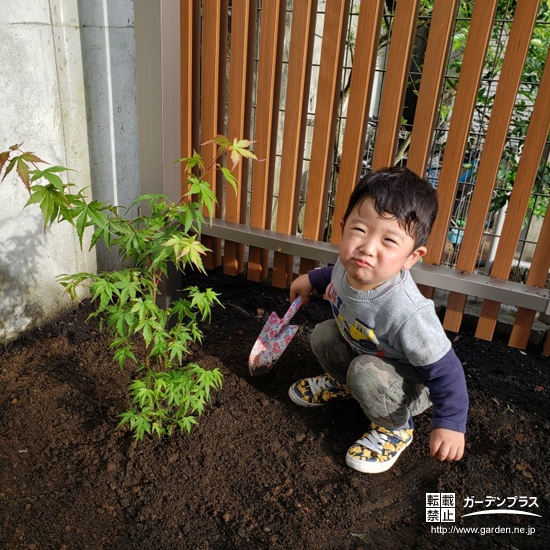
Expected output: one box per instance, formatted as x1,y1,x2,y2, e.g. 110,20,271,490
179,0,550,351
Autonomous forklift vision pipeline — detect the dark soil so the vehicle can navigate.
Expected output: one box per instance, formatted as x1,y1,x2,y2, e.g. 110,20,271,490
1,267,549,550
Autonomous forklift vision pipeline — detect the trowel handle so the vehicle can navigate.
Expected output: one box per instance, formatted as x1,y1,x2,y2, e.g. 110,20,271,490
281,297,302,326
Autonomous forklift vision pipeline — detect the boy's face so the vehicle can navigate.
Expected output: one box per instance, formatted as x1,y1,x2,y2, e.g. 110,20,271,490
339,198,426,291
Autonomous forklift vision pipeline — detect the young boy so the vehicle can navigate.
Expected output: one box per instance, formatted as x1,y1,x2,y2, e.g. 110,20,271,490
289,167,468,474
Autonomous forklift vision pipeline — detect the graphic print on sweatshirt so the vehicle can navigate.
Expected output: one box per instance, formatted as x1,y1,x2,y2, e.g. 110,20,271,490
326,282,385,356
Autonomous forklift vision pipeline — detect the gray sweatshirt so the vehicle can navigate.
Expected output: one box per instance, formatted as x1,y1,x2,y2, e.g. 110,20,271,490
308,259,468,433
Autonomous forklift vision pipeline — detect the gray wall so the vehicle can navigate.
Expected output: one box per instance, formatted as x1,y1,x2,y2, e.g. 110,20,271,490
0,0,140,343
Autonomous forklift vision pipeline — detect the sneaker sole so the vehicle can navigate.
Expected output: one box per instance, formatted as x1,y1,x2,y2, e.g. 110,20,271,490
288,387,325,407
345,436,413,474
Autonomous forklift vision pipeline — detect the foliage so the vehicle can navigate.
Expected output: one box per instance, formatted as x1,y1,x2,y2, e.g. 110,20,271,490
1,136,256,439
372,1,550,224
435,0,550,221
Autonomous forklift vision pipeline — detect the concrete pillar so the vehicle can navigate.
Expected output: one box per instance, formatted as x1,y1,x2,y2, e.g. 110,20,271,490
77,0,140,271
0,0,96,343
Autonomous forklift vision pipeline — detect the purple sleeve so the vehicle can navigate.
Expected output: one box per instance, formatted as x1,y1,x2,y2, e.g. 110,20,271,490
307,266,334,295
414,347,469,433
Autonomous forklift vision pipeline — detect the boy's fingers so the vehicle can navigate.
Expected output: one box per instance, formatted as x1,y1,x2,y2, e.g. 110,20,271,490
435,443,449,461
436,444,463,462
290,292,308,305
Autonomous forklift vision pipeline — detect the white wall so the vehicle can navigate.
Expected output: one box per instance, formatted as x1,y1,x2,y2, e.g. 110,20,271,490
78,0,140,270
134,0,182,309
0,0,139,343
134,0,181,202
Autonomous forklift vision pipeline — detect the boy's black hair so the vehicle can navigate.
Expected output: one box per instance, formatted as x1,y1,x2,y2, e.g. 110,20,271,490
342,166,438,248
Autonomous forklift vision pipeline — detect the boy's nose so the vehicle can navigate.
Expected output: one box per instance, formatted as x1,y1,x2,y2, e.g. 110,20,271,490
359,240,376,256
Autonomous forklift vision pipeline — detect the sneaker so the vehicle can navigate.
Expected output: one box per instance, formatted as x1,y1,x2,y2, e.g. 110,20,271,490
345,419,414,474
288,374,350,407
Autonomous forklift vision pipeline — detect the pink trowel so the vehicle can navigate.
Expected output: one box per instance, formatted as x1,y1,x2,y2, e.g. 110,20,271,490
248,297,302,376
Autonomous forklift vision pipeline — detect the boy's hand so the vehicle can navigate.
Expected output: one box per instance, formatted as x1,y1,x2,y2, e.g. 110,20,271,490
429,428,465,462
290,273,313,305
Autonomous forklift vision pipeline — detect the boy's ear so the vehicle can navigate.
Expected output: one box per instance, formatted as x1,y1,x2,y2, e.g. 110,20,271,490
339,219,344,229
404,246,427,270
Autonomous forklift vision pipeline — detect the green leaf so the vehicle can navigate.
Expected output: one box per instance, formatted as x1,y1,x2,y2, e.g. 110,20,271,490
113,345,137,369
86,201,111,231
30,166,68,191
178,150,205,172
177,416,197,434
89,277,115,312
186,286,221,321
220,166,239,194
118,409,152,440
131,380,155,409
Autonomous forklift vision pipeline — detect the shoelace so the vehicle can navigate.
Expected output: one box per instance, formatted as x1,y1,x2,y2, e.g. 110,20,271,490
308,376,337,394
356,429,388,454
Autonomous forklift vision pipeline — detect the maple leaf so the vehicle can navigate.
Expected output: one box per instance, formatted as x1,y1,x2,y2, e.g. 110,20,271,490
201,135,258,170
228,138,257,169
0,147,48,191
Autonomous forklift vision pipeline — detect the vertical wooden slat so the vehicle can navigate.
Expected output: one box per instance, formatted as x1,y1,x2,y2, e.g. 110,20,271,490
407,0,459,299
241,0,256,265
192,2,201,160
371,0,421,169
330,0,384,244
510,309,538,350
224,0,256,276
218,3,229,158
248,1,286,282
407,0,459,177
509,209,550,349
299,0,351,274
423,0,499,268
180,1,194,165
201,1,223,269
180,1,202,198
476,49,550,342
272,0,318,288
444,0,539,333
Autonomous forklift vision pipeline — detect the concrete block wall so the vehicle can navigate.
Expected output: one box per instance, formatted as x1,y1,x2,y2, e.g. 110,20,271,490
0,0,139,344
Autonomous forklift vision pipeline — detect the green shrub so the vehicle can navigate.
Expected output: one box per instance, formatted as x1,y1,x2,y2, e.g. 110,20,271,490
1,137,256,439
